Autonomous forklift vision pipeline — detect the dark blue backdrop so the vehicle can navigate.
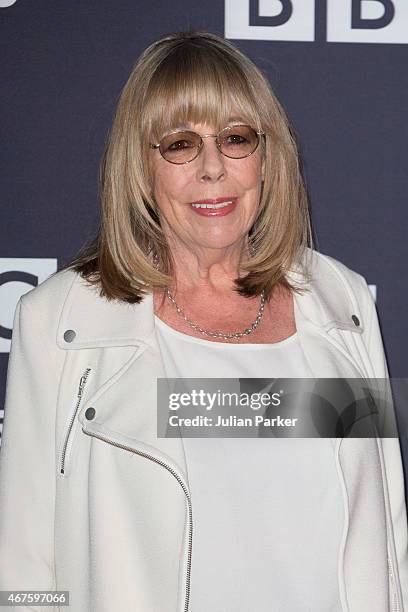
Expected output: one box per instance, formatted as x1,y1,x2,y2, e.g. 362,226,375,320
1,1,407,452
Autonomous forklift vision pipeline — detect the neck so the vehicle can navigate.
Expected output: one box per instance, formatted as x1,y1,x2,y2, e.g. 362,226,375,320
165,238,251,294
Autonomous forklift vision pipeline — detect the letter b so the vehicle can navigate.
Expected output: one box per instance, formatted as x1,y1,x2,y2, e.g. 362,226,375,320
225,0,315,41
327,0,408,44
249,0,293,27
352,0,395,29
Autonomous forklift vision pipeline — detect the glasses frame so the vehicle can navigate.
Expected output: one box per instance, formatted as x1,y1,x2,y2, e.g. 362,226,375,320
149,124,266,165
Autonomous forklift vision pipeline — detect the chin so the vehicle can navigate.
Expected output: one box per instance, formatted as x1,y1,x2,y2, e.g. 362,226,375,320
192,233,246,252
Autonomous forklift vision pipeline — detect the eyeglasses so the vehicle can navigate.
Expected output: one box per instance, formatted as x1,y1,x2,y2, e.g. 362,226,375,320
149,124,265,165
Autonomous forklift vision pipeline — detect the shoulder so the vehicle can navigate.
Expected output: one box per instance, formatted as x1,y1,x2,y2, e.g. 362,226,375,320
15,268,90,345
293,247,376,333
307,251,388,377
7,270,83,375
15,266,154,349
18,268,79,319
301,247,366,290
20,268,78,306
304,247,372,302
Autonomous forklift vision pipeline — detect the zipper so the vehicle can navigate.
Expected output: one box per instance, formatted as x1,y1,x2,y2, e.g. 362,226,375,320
388,555,399,612
81,428,193,612
60,368,92,475
376,435,402,612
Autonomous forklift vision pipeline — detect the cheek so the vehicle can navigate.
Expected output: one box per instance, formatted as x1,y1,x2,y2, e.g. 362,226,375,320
153,166,189,199
230,165,262,195
152,170,192,225
234,155,263,186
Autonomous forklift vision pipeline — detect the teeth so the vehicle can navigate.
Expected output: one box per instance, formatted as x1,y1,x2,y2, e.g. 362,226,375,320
191,200,233,209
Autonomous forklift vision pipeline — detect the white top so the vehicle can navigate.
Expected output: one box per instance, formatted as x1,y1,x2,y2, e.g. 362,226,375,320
154,316,344,612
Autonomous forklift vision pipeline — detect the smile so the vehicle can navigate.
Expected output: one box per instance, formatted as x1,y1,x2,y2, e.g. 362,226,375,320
189,197,238,217
191,201,233,209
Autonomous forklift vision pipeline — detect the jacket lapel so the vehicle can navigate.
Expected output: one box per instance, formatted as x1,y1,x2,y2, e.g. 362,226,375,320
56,270,189,482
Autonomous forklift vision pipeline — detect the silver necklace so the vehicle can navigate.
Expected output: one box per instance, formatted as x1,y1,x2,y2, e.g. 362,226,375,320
165,287,266,341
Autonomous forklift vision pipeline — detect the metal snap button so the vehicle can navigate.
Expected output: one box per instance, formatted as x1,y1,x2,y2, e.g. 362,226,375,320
85,407,96,420
63,329,76,343
351,315,360,327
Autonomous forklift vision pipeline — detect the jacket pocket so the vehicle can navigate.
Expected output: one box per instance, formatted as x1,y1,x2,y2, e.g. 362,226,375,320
58,367,92,476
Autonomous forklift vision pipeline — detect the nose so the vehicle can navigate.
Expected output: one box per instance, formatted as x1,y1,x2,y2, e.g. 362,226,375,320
195,136,226,183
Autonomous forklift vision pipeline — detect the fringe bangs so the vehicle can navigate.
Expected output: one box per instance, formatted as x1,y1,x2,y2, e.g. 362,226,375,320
142,43,262,145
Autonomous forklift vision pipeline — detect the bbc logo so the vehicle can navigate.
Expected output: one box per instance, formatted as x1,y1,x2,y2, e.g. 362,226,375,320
225,0,408,44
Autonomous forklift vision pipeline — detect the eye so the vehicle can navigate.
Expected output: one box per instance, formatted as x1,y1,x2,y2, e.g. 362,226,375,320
167,139,195,151
162,131,199,152
219,125,255,148
225,134,247,145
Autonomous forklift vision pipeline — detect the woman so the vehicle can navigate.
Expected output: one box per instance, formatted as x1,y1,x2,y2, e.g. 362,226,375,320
0,30,406,612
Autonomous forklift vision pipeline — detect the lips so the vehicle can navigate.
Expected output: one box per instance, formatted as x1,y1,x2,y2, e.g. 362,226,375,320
189,196,238,217
190,196,237,205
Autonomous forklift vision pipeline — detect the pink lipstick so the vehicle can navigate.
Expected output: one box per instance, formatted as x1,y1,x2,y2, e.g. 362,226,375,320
189,196,238,217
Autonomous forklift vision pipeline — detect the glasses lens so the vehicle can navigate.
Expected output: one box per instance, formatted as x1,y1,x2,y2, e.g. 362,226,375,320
159,131,201,164
218,125,259,158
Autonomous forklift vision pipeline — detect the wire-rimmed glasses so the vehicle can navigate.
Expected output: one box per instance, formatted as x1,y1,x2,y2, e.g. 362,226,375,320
149,124,265,164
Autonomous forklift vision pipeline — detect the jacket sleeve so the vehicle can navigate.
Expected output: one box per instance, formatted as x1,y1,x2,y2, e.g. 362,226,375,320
0,295,61,611
361,276,408,610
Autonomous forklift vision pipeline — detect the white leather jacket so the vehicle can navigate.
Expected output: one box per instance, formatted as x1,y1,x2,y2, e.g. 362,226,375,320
0,248,407,611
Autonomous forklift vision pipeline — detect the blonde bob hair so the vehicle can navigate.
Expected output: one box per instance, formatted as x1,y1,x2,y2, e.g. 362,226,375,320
62,30,313,303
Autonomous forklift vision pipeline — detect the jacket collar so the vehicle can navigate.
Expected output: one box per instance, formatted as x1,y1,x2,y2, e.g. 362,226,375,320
56,270,156,350
57,248,364,350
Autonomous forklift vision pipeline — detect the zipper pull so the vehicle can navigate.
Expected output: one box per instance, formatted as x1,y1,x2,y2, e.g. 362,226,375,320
77,367,92,398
